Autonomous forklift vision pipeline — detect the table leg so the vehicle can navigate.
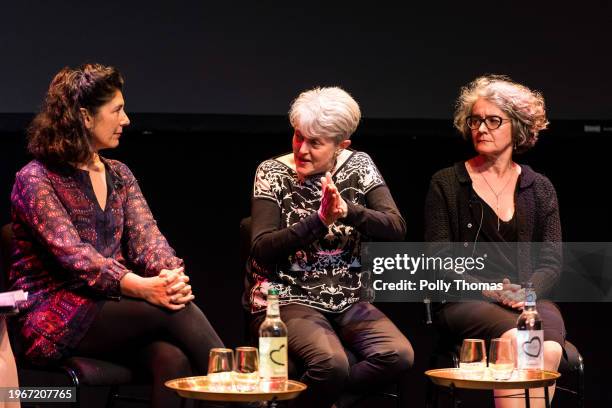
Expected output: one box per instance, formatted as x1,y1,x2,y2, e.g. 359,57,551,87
432,384,439,408
524,388,530,408
450,384,458,408
267,396,279,408
425,380,435,408
544,385,550,408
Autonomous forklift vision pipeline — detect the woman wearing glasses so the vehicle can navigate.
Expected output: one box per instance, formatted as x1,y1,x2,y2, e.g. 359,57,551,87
425,75,565,407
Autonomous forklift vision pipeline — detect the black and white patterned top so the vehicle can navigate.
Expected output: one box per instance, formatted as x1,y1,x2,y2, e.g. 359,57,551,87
246,150,405,313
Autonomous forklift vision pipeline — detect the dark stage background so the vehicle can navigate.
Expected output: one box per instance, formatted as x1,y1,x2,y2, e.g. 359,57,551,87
1,1,611,406
1,2,611,119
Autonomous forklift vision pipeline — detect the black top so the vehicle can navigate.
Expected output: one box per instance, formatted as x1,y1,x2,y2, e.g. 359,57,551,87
470,191,518,283
73,167,115,253
425,162,562,297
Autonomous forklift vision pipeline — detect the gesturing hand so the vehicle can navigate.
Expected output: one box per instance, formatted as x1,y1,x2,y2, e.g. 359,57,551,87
318,172,347,225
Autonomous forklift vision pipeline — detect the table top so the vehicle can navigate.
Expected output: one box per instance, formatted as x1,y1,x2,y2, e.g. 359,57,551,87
425,368,561,390
164,376,307,402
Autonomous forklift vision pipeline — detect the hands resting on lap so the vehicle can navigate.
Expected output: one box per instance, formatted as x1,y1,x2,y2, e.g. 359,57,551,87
483,278,525,310
120,267,195,311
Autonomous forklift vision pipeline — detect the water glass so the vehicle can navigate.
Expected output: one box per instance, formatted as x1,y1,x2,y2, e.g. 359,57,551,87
489,338,515,380
208,348,235,391
459,339,486,379
233,346,260,392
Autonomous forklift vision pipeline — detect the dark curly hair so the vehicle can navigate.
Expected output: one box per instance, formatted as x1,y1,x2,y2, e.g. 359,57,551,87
28,63,124,165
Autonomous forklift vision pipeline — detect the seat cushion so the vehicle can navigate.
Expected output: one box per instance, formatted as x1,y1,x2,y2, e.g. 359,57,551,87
559,340,583,373
17,357,134,387
61,357,135,386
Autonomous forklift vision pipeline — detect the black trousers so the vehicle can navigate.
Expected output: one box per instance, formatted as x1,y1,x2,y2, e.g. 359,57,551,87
75,298,224,408
250,302,414,408
436,300,566,346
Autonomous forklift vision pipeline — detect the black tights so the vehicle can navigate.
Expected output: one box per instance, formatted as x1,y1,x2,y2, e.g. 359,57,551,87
75,298,224,408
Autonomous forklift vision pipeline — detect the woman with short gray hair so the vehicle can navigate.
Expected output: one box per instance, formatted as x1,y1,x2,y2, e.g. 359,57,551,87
245,86,413,408
289,86,361,143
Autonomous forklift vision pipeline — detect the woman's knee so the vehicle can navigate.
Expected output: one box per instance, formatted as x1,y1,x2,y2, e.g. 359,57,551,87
170,302,204,323
500,328,517,339
306,350,350,386
147,341,192,378
165,303,223,347
370,341,414,374
544,341,563,369
395,341,415,371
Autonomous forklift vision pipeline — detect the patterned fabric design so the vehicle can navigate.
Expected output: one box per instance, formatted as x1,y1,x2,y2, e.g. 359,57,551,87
249,151,384,313
8,159,183,364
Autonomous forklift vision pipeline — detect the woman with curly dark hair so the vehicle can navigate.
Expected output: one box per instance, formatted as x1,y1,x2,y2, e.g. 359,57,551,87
9,63,223,408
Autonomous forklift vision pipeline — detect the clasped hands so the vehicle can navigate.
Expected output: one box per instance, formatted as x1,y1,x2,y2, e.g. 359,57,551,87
318,172,348,226
482,278,525,309
121,266,194,311
144,267,194,311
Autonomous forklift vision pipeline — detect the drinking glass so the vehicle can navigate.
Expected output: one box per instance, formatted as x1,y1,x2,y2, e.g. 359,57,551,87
459,339,486,379
233,347,260,392
208,348,235,391
489,338,515,380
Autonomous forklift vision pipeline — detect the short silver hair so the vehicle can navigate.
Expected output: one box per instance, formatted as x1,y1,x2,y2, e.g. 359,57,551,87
453,75,549,153
289,86,361,143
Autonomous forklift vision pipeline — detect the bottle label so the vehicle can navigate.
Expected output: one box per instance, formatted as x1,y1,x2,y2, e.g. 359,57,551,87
259,337,288,378
525,290,536,307
516,329,544,370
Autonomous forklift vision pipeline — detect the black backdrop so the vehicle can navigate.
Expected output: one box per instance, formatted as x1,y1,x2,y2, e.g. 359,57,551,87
1,115,611,406
1,2,611,119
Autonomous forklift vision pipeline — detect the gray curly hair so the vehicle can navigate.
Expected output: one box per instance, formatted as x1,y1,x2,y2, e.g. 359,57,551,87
453,75,549,153
289,86,361,143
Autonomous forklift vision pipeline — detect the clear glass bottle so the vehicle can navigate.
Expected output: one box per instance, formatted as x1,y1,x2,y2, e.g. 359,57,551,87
516,282,544,371
258,288,288,391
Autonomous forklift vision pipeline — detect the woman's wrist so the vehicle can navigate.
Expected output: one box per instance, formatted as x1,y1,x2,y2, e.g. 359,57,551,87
338,202,348,219
119,272,146,298
318,208,332,226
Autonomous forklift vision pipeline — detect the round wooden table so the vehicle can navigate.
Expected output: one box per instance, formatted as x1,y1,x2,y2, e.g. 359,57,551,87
425,368,560,408
165,376,306,406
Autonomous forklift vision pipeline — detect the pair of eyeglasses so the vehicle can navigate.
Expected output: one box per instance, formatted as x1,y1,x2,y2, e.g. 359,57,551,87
466,115,511,130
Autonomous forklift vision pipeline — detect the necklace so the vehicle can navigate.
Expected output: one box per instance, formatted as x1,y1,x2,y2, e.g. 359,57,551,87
479,163,515,231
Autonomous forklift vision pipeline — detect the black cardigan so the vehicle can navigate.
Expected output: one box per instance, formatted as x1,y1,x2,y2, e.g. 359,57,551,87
424,162,562,297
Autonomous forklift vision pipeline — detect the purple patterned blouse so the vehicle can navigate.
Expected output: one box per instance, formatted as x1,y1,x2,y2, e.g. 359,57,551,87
8,158,183,364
